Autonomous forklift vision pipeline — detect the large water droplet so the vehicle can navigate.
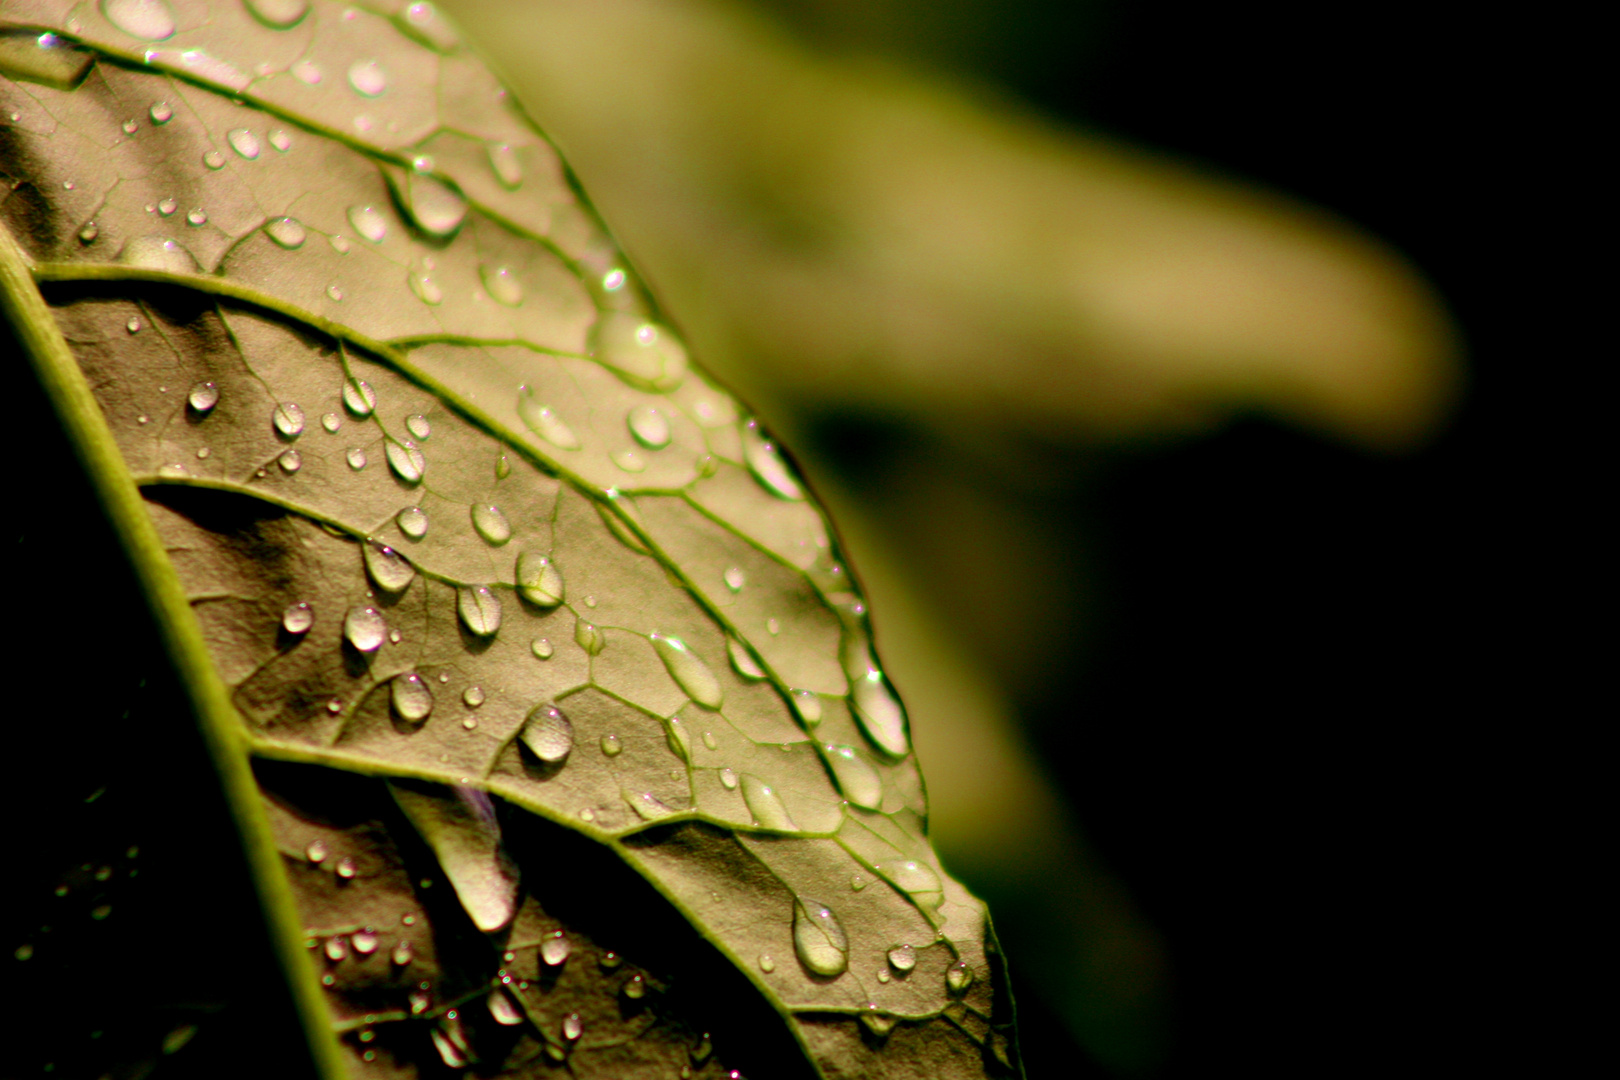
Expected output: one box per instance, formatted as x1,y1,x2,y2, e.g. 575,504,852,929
391,672,434,723
823,744,883,809
103,0,176,42
487,142,521,188
149,100,173,124
351,929,378,954
574,619,604,655
487,989,523,1026
386,439,426,483
342,378,376,416
396,506,428,539
277,449,302,473
281,601,314,635
521,705,572,763
740,774,796,831
852,664,910,758
406,172,467,237
264,216,306,248
727,636,766,680
187,380,218,415
514,552,564,606
627,406,671,449
880,858,942,895
742,419,804,500
347,205,388,244
517,388,580,449
347,58,387,97
117,236,198,273
471,504,512,545
481,264,523,307
591,312,688,391
344,605,386,653
665,716,693,762
791,690,822,726
650,634,723,709
226,127,261,159
458,585,501,637
272,401,305,438
540,930,570,966
792,899,849,977
245,0,308,29
346,447,367,470
888,944,916,973
946,959,974,994
363,541,416,593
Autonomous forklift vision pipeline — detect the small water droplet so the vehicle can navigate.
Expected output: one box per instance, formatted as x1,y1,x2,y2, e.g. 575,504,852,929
410,153,436,175
791,690,822,726
792,899,849,977
591,312,689,391
487,142,522,188
149,100,173,123
278,448,302,473
137,414,150,425
461,717,477,730
347,58,387,97
291,57,321,84
272,401,305,438
603,268,626,291
244,0,309,29
598,733,622,757
650,633,723,709
612,448,646,473
202,149,225,169
766,617,781,636
186,207,207,226
758,954,775,973
282,601,314,634
495,454,511,479
624,974,646,999
946,959,974,994
561,1012,582,1041
226,127,261,159
341,378,376,417
126,316,142,333
391,673,434,723
17,943,38,961
540,929,570,966
347,204,388,244
486,988,523,1026
386,439,426,483
860,1009,897,1038
481,264,523,306
405,172,467,237
118,235,199,273
405,413,431,440
430,1027,467,1069
741,419,805,500
851,874,867,890
888,944,916,973
718,767,738,790
156,197,178,216
471,504,512,545
351,929,378,954
516,387,580,449
363,541,416,593
327,696,344,714
326,283,344,301
305,839,328,863
346,447,367,470
728,636,766,680
396,506,428,539
531,637,554,659
269,128,292,151
461,685,485,709
335,856,357,879
122,118,139,135
852,663,910,758
626,408,671,453
409,989,431,1015
104,0,177,42
881,858,943,895
521,705,572,763
77,222,99,244
458,585,502,636
325,936,348,961
264,216,305,248
701,730,718,751
407,269,443,305
343,605,387,652
391,940,413,965
723,566,745,592
574,618,604,655
823,744,883,809
740,774,796,831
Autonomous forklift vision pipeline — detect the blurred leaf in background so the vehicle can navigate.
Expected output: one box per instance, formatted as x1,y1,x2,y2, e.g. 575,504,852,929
437,0,1461,1073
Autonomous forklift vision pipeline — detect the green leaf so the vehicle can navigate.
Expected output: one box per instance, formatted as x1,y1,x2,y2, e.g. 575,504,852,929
1,3,1019,1076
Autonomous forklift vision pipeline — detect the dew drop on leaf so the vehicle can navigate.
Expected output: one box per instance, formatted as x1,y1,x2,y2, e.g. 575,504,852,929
363,542,416,593
326,284,344,301
304,839,328,864
385,439,426,483
291,57,320,84
521,705,572,763
514,391,580,451
406,173,467,237
650,633,723,709
430,1028,467,1069
603,269,626,291
613,448,645,473
391,673,434,723
531,637,554,659
347,205,388,244
723,566,745,592
487,142,521,188
103,0,177,42
281,601,313,634
341,378,376,417
148,100,172,124
888,944,916,973
728,636,766,680
226,127,261,159
740,775,796,831
540,929,570,966
78,222,99,244
792,899,849,977
591,312,688,391
702,730,718,750
481,264,523,306
946,959,974,994
118,236,198,273
487,989,523,1026
471,504,511,545
277,448,301,473
851,663,910,758
122,118,139,135
719,767,738,790
324,936,347,961
624,974,646,999
408,269,443,305
351,929,378,954
860,1010,898,1037
264,216,306,248
186,207,207,226
742,419,805,500
268,128,291,152
347,58,387,97
629,791,677,821
626,405,672,449
823,744,882,809
272,401,305,438
126,316,142,333
461,685,485,709
346,447,367,470
791,689,822,726
880,858,942,895
391,940,413,966
758,954,775,973
457,585,502,637
343,605,386,653
244,0,308,30
396,505,428,539
562,1013,583,1041
405,413,431,440
157,197,178,217
600,733,621,757
202,149,225,170
512,551,565,608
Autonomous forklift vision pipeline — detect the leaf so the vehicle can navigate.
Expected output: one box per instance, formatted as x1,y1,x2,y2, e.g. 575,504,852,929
0,3,1020,1077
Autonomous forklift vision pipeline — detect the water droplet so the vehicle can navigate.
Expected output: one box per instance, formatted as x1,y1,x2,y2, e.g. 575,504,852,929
325,936,348,961
351,929,378,954
393,505,428,539
701,730,718,751
852,664,910,757
738,774,796,831
404,413,431,440
487,988,523,1026
758,954,775,973
202,149,225,169
591,312,688,391
458,585,502,637
624,974,646,999
766,618,781,636
347,205,388,244
346,447,367,470
326,284,344,301
888,944,916,973
628,791,676,820
103,0,177,41
723,566,745,592
612,448,645,473
408,269,443,305
650,634,723,709
271,401,305,438
540,930,570,966
471,504,512,545
282,601,314,634
495,454,511,479
880,858,942,895
149,100,172,123
278,448,302,473
343,605,387,652
480,264,523,306
391,940,413,965
430,1027,467,1069
186,207,207,226
409,989,431,1015
603,269,626,291
347,58,386,97
126,316,142,334
851,874,867,890
118,235,198,273
78,221,100,244
156,197,178,218
341,378,376,418
386,439,426,483
269,128,291,152
791,690,822,726
226,127,261,159
505,389,579,451
244,0,309,29
792,899,849,977
714,768,737,792
391,673,434,723
305,839,328,863
363,542,416,593
290,57,321,84
561,1012,582,1041
946,959,974,994
122,118,139,135
531,638,553,659
860,1009,897,1037
327,697,344,714
454,686,484,712
574,619,604,655
521,705,572,763
728,636,766,680
823,744,883,809
263,216,306,249
742,419,804,500
406,172,467,237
